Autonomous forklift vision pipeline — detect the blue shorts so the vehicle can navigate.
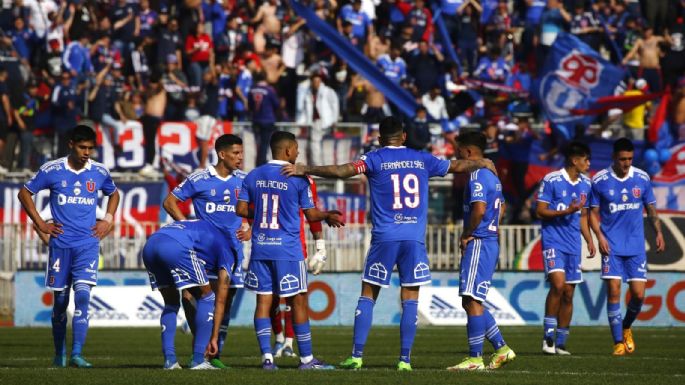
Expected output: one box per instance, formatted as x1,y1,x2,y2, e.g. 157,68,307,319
142,234,210,290
208,245,244,289
601,253,647,282
543,247,583,284
45,243,99,291
459,238,499,302
244,259,307,297
362,240,431,288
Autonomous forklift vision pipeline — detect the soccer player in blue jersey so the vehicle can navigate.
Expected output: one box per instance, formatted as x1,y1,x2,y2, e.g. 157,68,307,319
163,134,248,368
17,125,120,368
236,131,344,370
589,138,665,355
448,131,515,371
281,117,497,371
537,142,596,355
142,219,236,370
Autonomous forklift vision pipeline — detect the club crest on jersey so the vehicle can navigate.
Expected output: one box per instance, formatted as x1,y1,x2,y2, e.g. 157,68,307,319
234,188,240,200
632,187,641,198
210,189,216,196
86,180,96,193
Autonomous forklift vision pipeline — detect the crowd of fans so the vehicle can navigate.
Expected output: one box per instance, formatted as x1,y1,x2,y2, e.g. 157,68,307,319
0,0,683,177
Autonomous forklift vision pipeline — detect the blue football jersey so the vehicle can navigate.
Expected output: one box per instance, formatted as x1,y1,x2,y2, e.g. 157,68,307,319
354,146,450,243
156,220,234,275
591,166,656,256
238,160,315,261
24,158,117,248
172,165,245,248
537,168,592,255
463,168,503,239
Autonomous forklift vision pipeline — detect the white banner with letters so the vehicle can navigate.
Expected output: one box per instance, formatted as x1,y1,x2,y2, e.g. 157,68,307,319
418,286,525,326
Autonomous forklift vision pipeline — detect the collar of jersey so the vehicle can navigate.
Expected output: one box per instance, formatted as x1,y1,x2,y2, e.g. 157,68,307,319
610,166,634,182
560,168,580,186
63,157,92,174
268,160,290,165
385,146,406,149
207,164,232,181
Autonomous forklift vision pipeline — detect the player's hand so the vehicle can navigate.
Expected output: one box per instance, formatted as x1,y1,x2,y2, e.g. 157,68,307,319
598,233,611,256
459,235,474,256
236,225,251,241
92,220,113,239
281,163,306,177
39,221,64,237
655,231,665,253
587,241,596,258
324,210,345,228
479,158,498,176
206,338,219,358
309,239,326,275
566,198,583,214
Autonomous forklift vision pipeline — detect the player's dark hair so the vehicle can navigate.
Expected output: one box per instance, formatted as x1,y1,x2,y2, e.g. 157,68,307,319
70,125,96,143
457,131,487,153
613,137,634,154
215,134,242,152
270,131,297,155
563,141,591,163
379,116,403,137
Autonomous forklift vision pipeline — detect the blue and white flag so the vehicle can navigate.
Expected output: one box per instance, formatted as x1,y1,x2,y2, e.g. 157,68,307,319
537,33,625,140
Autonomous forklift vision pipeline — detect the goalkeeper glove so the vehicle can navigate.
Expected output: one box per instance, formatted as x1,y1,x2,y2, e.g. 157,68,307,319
308,239,326,275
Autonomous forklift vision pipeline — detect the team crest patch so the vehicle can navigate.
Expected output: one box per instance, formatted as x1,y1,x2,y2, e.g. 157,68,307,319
548,259,555,269
632,187,641,198
86,180,96,193
49,276,55,285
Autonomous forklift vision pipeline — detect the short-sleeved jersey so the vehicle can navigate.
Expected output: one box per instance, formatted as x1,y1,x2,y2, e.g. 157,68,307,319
463,168,503,240
155,219,234,275
537,168,592,255
377,54,407,85
171,165,245,248
238,160,315,261
591,166,656,256
24,158,117,248
354,146,450,243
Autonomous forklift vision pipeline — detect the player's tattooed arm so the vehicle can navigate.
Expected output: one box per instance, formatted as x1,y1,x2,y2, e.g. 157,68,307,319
303,208,345,228
236,201,253,219
448,159,497,175
647,204,665,253
281,163,358,179
163,193,187,221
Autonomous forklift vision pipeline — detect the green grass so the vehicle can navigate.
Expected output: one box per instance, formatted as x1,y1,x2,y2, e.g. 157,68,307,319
0,326,684,385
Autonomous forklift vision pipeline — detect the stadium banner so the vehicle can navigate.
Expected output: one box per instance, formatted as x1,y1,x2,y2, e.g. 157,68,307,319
0,181,165,225
418,287,525,326
15,271,685,327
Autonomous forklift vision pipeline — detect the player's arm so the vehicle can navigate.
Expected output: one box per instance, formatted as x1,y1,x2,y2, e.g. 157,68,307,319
206,267,230,357
281,163,358,179
580,208,596,258
17,187,63,237
93,190,120,239
33,222,51,246
535,200,584,220
447,158,497,175
462,201,486,241
236,200,253,219
302,207,345,228
163,193,187,221
646,204,665,253
589,206,610,255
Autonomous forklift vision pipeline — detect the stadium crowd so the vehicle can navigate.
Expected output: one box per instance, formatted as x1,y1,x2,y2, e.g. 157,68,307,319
0,0,684,213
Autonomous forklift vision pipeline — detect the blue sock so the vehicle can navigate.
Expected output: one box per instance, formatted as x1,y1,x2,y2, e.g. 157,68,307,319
399,300,418,363
466,314,486,357
543,316,557,340
193,292,215,364
607,302,623,344
623,298,643,329
483,309,506,350
294,321,313,359
71,283,91,357
254,317,272,355
216,311,231,359
51,290,70,356
161,304,179,363
352,296,375,358
556,328,569,347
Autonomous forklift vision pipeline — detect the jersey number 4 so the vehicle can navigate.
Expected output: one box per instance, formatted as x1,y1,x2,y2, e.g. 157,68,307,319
391,174,420,209
259,193,280,229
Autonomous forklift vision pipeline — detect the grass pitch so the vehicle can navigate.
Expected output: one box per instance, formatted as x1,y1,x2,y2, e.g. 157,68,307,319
0,326,683,385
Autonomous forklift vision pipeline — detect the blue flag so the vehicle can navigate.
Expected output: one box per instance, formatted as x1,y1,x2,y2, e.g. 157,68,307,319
481,0,498,24
537,33,625,140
